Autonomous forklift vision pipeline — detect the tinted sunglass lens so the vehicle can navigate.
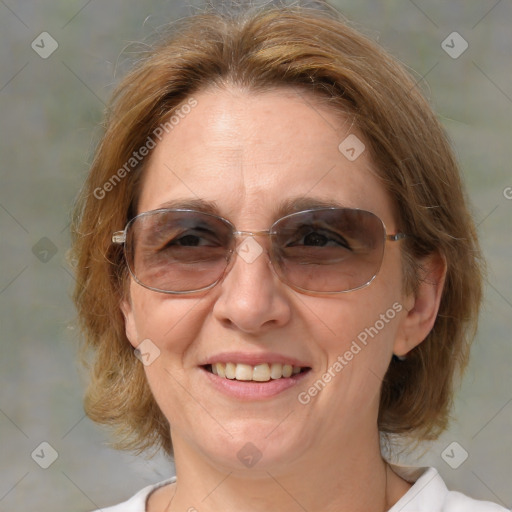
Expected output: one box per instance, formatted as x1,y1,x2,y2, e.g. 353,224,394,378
271,209,385,292
126,211,233,293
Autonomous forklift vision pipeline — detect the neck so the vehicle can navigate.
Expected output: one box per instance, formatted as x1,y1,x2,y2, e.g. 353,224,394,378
163,427,403,512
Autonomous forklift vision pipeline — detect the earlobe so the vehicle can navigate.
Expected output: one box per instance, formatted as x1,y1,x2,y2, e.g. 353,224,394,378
120,296,139,349
393,251,447,357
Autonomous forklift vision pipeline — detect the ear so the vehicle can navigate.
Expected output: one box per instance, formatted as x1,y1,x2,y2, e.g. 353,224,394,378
120,295,139,349
393,251,447,357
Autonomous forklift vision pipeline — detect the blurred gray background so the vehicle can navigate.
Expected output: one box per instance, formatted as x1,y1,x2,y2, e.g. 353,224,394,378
0,1,511,511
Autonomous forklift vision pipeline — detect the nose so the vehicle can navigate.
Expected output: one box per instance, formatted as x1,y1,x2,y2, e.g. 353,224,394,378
212,237,292,334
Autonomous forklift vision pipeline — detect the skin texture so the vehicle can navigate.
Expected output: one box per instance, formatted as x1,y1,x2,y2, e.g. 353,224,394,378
121,86,446,512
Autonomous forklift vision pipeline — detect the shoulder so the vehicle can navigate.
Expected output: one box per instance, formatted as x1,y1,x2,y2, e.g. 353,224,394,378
442,490,509,512
389,466,508,512
90,477,176,512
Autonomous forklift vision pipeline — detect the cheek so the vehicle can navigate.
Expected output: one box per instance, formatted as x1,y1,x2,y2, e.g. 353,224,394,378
128,284,210,363
300,269,405,404
309,293,402,366
312,302,402,417
127,288,214,423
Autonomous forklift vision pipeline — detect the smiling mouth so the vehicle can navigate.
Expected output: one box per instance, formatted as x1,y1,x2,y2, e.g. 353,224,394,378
204,362,311,382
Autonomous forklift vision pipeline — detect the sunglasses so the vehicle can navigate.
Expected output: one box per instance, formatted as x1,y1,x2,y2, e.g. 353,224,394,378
112,208,406,294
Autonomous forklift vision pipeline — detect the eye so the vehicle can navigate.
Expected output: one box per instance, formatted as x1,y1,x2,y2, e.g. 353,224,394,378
302,231,345,247
289,227,352,250
170,232,211,247
162,228,222,250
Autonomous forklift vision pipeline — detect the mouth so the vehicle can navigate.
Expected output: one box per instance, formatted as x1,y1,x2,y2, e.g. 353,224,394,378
203,362,311,382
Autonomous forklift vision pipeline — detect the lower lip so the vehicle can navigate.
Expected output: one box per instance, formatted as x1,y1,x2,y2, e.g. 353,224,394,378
201,367,310,400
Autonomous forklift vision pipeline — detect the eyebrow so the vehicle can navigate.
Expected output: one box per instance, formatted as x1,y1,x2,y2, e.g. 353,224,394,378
275,196,349,217
155,196,350,219
156,198,220,215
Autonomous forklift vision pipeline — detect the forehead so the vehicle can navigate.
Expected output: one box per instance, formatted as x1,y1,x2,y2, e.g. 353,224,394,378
137,86,395,227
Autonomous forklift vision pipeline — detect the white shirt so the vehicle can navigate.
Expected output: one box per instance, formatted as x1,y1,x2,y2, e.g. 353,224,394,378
94,466,508,511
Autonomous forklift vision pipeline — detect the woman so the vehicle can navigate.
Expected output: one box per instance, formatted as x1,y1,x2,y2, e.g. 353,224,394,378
71,3,506,511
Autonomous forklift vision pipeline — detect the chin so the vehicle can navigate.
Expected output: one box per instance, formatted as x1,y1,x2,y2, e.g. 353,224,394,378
192,421,307,474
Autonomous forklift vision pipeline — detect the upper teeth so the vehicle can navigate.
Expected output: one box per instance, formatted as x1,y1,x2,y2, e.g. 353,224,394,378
211,362,303,381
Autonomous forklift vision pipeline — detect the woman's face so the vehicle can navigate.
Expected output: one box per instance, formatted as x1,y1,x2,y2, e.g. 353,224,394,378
122,86,412,473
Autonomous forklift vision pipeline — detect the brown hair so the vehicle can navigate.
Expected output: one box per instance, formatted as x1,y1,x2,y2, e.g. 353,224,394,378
70,3,483,455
